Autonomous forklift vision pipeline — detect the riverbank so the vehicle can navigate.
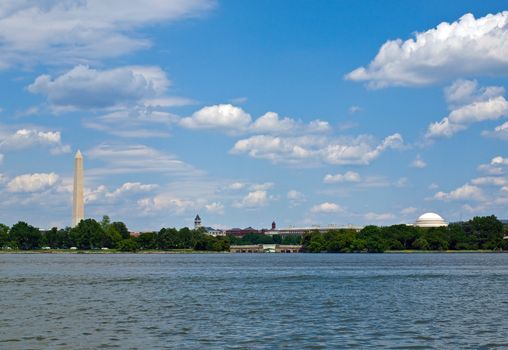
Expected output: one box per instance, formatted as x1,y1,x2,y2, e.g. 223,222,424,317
0,249,227,254
1,249,505,254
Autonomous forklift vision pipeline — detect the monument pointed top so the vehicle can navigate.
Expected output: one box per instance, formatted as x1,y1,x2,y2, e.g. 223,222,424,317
75,150,82,158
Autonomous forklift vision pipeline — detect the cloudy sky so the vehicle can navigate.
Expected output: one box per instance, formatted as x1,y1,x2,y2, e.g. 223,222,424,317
1,0,508,230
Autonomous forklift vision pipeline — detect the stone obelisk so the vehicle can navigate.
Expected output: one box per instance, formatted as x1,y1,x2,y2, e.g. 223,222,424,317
72,150,84,227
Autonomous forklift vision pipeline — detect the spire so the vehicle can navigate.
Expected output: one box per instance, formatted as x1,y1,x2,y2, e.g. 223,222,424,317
75,149,83,158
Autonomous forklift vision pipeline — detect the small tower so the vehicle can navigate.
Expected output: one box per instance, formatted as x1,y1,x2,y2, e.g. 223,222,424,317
271,221,276,230
194,214,202,229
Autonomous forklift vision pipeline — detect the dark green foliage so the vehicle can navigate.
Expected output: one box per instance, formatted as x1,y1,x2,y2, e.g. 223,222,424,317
157,227,229,251
229,233,301,246
0,223,9,248
70,218,106,249
301,216,506,253
137,231,158,249
117,238,139,252
9,221,42,250
111,222,130,239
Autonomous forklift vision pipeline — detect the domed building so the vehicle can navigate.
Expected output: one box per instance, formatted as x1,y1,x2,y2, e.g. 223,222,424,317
414,212,448,228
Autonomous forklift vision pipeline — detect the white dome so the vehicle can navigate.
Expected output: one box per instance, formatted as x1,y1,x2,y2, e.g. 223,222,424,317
415,212,448,227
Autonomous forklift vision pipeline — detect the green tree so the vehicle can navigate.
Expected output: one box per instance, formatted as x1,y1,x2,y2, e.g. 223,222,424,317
138,232,158,249
70,218,105,249
9,221,42,250
0,223,9,248
100,215,111,231
111,221,130,240
117,238,139,252
413,237,429,250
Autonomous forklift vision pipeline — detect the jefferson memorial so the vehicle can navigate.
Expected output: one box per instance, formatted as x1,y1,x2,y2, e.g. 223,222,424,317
414,212,448,228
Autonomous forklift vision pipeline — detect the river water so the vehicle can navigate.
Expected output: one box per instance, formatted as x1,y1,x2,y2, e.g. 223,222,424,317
0,253,507,349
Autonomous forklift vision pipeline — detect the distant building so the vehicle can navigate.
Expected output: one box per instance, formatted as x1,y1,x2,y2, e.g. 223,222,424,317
230,244,302,253
204,227,226,237
414,212,448,228
265,224,363,237
225,227,259,237
194,214,202,229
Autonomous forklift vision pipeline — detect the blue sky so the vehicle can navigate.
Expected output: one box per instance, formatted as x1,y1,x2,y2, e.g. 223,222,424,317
1,0,508,230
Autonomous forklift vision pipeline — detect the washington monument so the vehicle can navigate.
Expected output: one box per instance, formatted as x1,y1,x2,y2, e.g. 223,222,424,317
72,150,84,227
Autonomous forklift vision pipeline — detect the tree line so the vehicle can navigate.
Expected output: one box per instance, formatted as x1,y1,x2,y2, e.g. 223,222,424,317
301,215,508,253
0,215,506,253
0,216,229,252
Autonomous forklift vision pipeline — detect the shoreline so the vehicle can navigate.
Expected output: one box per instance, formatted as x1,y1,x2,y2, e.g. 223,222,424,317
0,249,505,254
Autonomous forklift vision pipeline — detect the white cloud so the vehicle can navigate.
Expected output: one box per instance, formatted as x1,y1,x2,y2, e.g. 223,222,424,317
231,133,403,165
7,172,59,192
401,207,417,215
348,105,362,114
233,190,269,208
227,182,246,190
364,212,395,221
180,105,331,135
138,195,195,215
180,104,252,133
426,80,508,139
346,12,508,87
205,202,224,215
83,107,178,138
87,144,200,176
106,182,158,199
0,153,3,164
433,184,484,201
482,121,508,140
410,154,427,168
250,182,274,191
28,65,170,111
0,1,214,69
471,176,507,187
0,128,70,154
491,156,508,166
323,171,361,183
310,202,343,214
287,190,305,207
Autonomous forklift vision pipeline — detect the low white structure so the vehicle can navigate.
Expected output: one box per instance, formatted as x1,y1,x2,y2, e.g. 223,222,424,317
414,212,448,228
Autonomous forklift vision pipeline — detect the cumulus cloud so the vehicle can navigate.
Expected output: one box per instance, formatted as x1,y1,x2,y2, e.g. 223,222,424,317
180,104,252,133
310,202,343,214
138,195,195,215
28,65,170,111
205,202,224,214
233,190,269,208
471,176,507,187
491,156,508,166
323,171,361,184
433,184,484,201
180,105,331,135
410,154,427,168
346,12,508,88
287,190,305,207
0,1,214,69
231,133,403,165
0,128,70,154
426,80,508,139
7,173,59,192
482,121,508,140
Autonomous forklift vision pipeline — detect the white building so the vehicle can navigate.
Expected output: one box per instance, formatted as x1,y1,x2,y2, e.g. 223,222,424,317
414,212,448,228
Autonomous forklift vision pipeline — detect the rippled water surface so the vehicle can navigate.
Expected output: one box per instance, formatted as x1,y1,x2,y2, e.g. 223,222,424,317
1,253,507,349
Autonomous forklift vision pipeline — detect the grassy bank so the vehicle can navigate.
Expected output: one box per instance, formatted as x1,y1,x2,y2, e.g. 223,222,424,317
0,249,228,254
